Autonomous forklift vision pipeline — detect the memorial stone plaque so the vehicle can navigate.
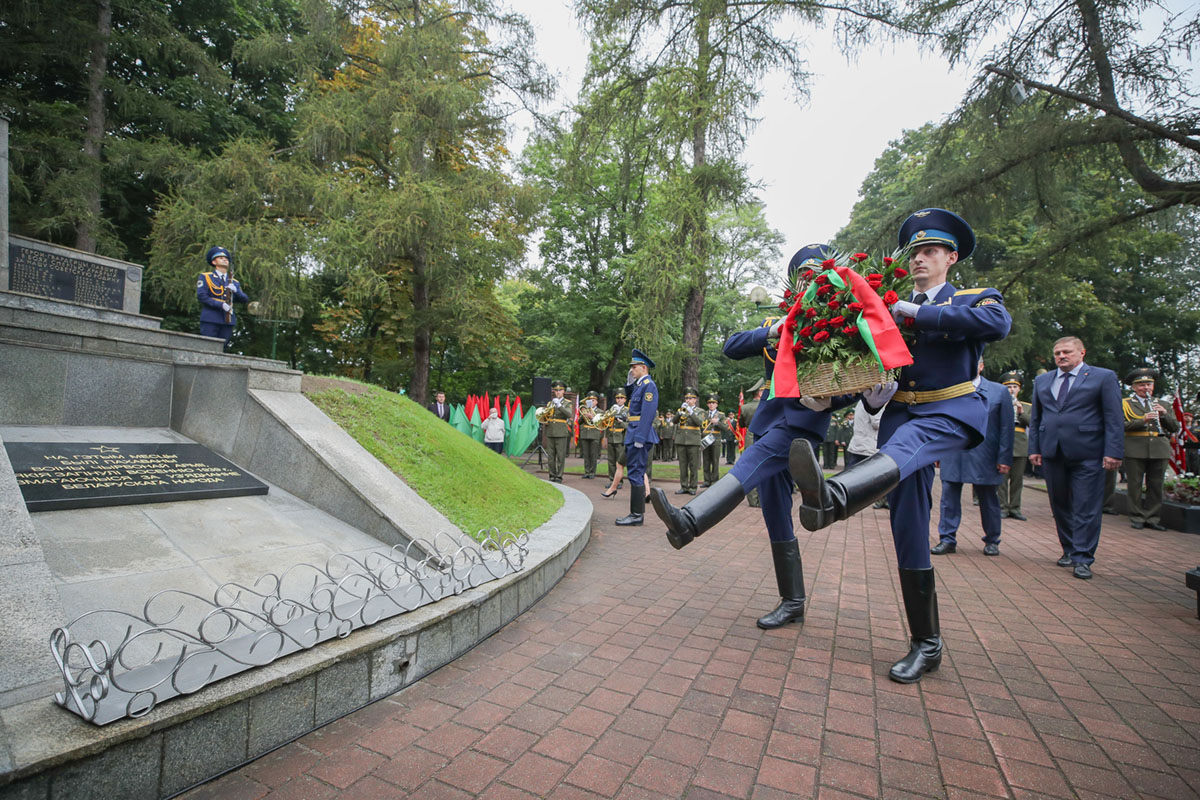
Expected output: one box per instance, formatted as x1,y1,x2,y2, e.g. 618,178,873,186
4,442,268,511
8,242,127,310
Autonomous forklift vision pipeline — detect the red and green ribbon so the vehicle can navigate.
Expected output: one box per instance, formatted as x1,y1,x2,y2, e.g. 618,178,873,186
770,266,913,398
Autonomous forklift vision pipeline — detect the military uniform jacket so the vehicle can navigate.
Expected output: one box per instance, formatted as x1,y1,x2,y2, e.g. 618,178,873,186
578,405,603,440
723,317,853,440
887,284,1012,442
661,418,676,440
544,399,574,439
1123,395,1178,459
940,378,1014,486
624,375,659,446
675,406,705,446
1012,402,1030,458
197,271,249,324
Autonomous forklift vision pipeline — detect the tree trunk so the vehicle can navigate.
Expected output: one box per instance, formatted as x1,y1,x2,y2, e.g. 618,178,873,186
681,285,705,391
680,7,712,393
410,246,431,406
76,0,111,253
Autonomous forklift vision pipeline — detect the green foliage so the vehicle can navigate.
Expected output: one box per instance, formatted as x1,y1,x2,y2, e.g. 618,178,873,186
305,379,562,537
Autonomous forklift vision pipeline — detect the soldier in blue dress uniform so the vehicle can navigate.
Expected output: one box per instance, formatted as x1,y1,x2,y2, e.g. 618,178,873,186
197,246,250,350
649,245,870,628
789,209,1012,683
616,349,660,526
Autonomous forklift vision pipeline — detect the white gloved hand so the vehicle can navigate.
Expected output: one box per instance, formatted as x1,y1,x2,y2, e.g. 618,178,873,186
221,302,232,312
800,395,833,412
768,317,785,339
633,441,643,449
891,300,920,320
862,381,899,408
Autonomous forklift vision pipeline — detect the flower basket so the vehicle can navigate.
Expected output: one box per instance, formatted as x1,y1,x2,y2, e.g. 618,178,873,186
797,360,897,398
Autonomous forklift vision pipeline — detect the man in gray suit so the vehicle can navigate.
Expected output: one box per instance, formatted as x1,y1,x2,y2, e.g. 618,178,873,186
1029,337,1124,580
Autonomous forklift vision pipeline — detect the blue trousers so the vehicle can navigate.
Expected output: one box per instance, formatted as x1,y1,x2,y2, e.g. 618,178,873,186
200,321,233,349
1042,456,1105,565
626,443,648,489
730,426,824,543
878,409,973,569
938,482,1001,546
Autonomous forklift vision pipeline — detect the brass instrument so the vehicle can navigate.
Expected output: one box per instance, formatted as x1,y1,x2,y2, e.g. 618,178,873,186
579,404,600,425
595,405,629,431
535,403,554,424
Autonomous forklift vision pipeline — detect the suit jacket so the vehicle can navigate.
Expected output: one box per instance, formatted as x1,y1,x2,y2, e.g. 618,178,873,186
722,318,853,442
1123,394,1179,459
1029,363,1123,462
940,378,1014,485
427,401,451,421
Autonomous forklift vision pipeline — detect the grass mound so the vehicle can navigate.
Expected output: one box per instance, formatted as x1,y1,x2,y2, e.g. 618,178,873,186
304,377,563,538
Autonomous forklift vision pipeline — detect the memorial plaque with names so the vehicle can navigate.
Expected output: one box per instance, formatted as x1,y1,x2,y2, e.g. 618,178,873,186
4,442,268,512
8,242,127,310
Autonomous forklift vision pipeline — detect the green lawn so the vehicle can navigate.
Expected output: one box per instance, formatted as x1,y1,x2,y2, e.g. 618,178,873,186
305,378,563,539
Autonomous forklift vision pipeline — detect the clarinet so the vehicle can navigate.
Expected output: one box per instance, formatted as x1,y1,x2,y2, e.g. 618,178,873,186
1146,397,1161,434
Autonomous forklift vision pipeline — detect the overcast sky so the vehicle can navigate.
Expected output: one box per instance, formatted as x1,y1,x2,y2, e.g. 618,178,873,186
505,1,980,259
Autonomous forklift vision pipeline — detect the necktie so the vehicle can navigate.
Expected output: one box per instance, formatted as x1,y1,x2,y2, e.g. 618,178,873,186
913,292,928,305
1056,372,1072,405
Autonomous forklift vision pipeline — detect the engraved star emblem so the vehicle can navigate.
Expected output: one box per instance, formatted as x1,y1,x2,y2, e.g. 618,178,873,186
90,446,121,453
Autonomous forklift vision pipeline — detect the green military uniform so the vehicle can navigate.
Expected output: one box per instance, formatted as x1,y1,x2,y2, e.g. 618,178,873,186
606,388,629,481
740,384,763,508
997,371,1030,520
660,412,676,460
578,391,603,479
1122,368,1178,530
674,391,704,494
701,394,723,486
653,413,666,461
543,380,574,483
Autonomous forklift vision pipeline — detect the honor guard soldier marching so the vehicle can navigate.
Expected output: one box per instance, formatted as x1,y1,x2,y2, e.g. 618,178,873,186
606,388,629,486
197,246,250,350
578,391,603,479
701,394,723,486
1123,368,1177,530
789,211,1012,682
651,244,860,629
674,390,704,494
616,349,659,526
998,371,1030,520
542,381,573,483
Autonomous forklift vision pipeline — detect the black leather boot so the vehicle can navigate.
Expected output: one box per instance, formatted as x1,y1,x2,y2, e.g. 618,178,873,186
757,539,806,629
615,484,645,526
649,473,745,549
789,440,899,531
889,568,943,683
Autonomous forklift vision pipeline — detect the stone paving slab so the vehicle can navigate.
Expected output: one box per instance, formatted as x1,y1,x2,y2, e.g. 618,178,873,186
184,459,1200,799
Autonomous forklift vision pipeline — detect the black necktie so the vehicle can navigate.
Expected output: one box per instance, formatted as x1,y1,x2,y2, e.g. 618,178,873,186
1057,372,1072,405
913,292,928,305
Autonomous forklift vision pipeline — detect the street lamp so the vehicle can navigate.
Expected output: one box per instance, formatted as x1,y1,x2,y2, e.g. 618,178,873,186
248,301,304,361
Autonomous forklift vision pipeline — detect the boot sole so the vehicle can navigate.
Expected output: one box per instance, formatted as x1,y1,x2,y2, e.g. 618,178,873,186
789,440,833,531
887,662,940,684
649,489,692,549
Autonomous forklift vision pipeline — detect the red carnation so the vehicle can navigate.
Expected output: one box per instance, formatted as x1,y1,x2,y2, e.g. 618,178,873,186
805,308,818,318
829,315,846,326
868,273,884,281
792,343,805,354
848,302,865,311
883,257,894,266
883,290,899,304
814,274,828,285
893,267,908,278
813,330,831,342
843,325,858,335
819,285,837,296
868,278,883,289
851,252,869,262
799,325,814,337
779,301,788,309
815,319,828,329
783,289,793,299
802,269,816,280
821,258,836,267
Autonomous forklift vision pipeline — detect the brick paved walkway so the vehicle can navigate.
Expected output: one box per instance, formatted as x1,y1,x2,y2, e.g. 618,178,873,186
185,469,1200,799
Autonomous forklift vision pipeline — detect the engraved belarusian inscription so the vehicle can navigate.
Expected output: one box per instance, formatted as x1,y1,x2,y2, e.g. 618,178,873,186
8,243,126,309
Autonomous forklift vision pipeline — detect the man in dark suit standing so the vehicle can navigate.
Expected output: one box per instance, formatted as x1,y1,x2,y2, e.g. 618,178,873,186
933,360,1014,556
1029,337,1123,580
427,391,450,421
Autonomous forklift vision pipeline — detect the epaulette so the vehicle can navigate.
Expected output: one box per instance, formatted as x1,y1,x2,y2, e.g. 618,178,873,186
954,288,987,296
761,316,779,328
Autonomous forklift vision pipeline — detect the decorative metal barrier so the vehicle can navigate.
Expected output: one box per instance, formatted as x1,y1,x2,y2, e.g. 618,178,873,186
51,529,529,725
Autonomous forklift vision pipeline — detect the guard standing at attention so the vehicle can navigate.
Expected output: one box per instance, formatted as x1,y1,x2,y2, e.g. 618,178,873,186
998,371,1030,520
616,349,659,526
674,390,704,494
701,393,723,487
578,391,603,479
650,244,862,629
606,388,629,486
789,211,1011,682
1123,367,1178,530
542,380,573,483
660,411,677,461
197,246,250,350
